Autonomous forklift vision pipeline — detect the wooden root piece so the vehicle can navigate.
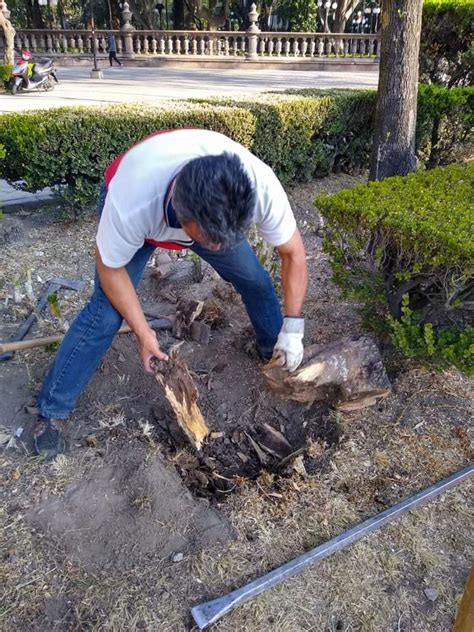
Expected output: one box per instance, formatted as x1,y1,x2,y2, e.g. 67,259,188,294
152,351,209,450
172,298,204,339
263,335,391,411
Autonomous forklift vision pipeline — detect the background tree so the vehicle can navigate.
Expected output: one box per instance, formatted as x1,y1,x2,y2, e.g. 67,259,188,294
127,0,161,28
369,0,423,180
0,0,15,65
174,0,185,28
331,0,359,32
27,0,46,28
279,0,317,30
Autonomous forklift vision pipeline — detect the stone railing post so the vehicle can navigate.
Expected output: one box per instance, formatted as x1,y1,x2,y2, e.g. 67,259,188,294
245,3,260,60
120,1,135,57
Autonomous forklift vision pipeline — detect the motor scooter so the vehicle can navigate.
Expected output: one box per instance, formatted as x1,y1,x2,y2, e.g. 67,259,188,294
8,49,59,95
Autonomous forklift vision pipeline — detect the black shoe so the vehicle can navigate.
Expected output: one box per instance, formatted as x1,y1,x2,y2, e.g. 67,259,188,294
33,417,66,461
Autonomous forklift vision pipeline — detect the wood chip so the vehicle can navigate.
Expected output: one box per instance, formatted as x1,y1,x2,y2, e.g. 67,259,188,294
85,434,98,448
194,470,209,486
210,431,224,440
231,430,241,444
245,432,270,465
256,423,293,459
291,455,308,477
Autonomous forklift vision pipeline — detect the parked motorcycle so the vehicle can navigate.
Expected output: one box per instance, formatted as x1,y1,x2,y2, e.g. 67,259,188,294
8,49,59,95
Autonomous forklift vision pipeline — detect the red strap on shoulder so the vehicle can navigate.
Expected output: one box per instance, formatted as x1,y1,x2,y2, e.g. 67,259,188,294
144,239,188,251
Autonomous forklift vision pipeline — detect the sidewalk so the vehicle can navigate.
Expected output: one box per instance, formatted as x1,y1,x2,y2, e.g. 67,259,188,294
0,66,378,113
1,180,55,211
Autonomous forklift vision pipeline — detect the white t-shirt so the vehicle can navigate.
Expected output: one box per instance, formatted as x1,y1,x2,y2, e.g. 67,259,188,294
96,129,297,268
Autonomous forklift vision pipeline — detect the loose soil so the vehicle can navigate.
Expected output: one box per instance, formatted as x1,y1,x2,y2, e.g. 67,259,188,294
0,174,472,631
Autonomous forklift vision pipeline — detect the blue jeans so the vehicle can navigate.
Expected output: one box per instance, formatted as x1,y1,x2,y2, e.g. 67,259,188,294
38,200,282,420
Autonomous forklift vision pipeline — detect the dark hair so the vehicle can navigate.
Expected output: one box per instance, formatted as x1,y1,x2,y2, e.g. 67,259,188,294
173,152,255,249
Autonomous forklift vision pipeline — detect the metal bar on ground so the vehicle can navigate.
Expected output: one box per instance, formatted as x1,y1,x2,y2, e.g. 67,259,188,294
191,464,474,629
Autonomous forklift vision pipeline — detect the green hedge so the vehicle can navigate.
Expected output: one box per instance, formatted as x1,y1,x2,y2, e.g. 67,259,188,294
0,65,11,80
0,103,255,207
316,162,474,375
416,84,474,166
192,91,377,184
420,0,474,87
277,86,474,170
0,64,11,91
0,86,472,209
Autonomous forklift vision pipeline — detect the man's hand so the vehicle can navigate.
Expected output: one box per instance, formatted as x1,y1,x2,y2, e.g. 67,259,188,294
137,327,169,373
272,317,304,372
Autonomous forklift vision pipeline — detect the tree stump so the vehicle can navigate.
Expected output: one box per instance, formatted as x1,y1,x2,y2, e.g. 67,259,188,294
262,335,391,411
152,351,209,450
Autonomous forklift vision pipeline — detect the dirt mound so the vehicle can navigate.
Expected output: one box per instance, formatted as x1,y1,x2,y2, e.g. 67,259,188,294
27,446,232,572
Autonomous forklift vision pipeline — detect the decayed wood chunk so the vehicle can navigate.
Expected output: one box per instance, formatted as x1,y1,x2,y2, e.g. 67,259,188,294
263,335,391,411
172,299,204,339
152,352,209,450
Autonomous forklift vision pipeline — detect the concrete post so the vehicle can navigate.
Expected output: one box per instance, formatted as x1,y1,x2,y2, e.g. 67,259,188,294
121,1,135,58
245,3,260,61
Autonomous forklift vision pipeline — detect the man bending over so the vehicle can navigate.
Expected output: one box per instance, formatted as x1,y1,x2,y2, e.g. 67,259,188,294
35,128,308,459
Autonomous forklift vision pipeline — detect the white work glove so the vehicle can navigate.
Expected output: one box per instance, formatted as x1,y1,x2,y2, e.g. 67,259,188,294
272,317,304,372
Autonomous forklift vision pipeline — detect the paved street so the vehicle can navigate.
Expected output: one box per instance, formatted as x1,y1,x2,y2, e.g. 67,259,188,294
0,65,378,113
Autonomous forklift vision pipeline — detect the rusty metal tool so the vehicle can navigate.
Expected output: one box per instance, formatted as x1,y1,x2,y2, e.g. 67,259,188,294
0,277,84,362
191,464,474,629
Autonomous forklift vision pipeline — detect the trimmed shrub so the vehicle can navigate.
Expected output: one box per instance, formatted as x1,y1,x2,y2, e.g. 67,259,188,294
416,84,474,167
191,91,376,184
278,86,474,170
0,87,471,209
420,0,474,87
0,103,255,208
316,162,474,375
0,65,11,81
0,64,12,90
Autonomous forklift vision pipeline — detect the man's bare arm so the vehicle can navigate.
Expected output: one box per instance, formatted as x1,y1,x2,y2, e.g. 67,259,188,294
96,248,168,371
276,228,308,316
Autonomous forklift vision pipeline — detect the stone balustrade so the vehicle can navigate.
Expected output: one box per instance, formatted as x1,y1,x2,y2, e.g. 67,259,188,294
13,29,379,60
3,2,379,64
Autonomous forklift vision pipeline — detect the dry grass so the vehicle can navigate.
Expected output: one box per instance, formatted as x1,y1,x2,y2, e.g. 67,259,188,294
1,177,473,631
1,394,471,631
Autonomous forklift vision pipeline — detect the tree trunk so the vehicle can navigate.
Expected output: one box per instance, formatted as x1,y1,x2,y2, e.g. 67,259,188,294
27,0,46,29
369,0,423,180
174,0,186,29
220,0,231,30
0,9,15,66
111,0,120,30
262,335,391,411
332,0,358,33
57,0,66,29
